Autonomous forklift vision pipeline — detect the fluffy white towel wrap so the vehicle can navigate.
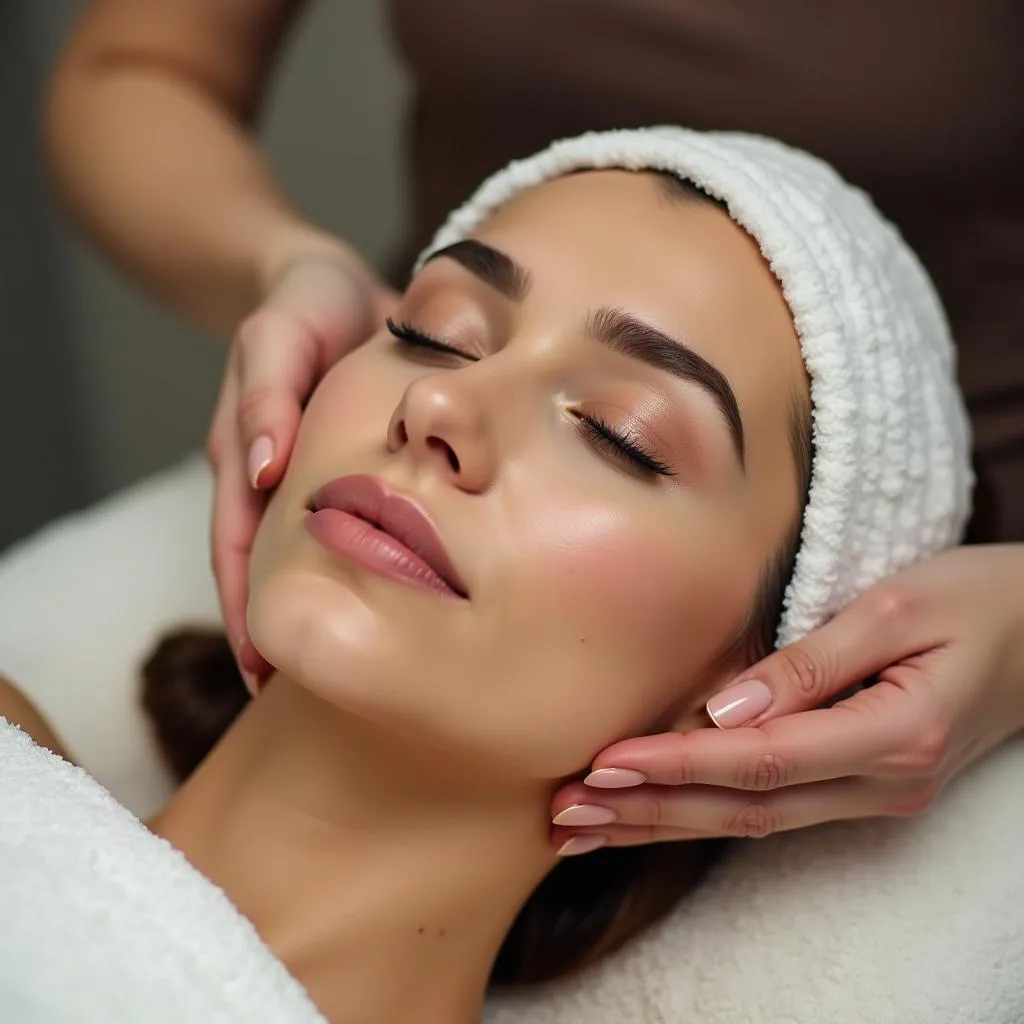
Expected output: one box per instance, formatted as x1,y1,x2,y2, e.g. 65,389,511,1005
0,716,326,1024
420,128,975,644
2,699,1023,1023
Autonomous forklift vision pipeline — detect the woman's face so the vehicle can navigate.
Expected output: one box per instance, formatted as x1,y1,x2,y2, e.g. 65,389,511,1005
248,170,807,779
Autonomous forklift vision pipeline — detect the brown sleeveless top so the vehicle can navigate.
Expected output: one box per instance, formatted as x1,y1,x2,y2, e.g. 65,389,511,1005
388,0,1024,541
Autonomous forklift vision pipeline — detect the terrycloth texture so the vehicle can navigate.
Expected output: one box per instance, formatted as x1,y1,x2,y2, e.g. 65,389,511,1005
419,128,975,646
2,456,1022,1022
488,739,1024,1024
1,718,1021,1024
0,715,327,1024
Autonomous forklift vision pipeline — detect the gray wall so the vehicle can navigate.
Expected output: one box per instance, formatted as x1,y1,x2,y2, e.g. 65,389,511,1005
1,1,407,552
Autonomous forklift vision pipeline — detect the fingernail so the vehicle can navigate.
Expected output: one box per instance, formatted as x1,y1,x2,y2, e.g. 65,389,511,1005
556,835,607,858
238,636,260,697
248,435,274,488
706,678,773,728
552,804,618,827
584,768,647,789
242,670,260,698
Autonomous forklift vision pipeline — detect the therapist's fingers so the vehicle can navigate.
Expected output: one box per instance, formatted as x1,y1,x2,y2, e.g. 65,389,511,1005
210,456,268,694
235,256,397,495
208,371,269,694
701,580,935,729
586,679,924,791
552,823,708,856
234,308,321,493
552,774,922,853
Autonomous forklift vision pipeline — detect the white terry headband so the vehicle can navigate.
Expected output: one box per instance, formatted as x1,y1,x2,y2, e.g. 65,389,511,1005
417,128,973,647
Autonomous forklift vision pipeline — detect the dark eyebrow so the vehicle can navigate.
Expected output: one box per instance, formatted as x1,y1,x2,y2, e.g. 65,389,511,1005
423,239,531,302
587,307,746,469
425,240,745,467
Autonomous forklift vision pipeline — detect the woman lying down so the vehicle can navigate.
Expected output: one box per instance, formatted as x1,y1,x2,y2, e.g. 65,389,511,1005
0,129,971,1024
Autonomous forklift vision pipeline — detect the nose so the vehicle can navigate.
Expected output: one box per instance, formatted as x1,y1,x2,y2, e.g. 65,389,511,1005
387,371,496,493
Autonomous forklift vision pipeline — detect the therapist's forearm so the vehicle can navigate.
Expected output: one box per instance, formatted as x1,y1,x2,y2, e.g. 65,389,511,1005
44,1,354,337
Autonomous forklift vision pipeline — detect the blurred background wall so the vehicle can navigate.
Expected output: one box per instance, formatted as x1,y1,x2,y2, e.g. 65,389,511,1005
0,1,407,552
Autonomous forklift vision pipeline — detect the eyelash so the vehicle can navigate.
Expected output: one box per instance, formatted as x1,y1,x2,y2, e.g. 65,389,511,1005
386,317,675,478
387,318,475,359
577,414,675,478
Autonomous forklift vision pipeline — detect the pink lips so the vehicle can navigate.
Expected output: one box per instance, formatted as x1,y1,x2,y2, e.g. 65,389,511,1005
305,475,468,599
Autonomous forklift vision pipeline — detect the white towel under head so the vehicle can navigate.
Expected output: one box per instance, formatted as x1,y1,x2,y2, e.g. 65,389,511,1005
2,704,1022,1023
419,128,974,646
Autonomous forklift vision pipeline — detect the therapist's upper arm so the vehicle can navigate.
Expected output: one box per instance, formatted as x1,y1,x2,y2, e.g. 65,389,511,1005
53,0,310,123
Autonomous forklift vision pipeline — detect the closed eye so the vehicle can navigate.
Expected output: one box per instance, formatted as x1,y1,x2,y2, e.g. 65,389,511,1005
576,413,675,478
386,318,478,361
387,318,673,479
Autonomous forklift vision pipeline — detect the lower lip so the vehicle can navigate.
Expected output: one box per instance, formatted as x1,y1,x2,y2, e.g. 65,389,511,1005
305,508,462,599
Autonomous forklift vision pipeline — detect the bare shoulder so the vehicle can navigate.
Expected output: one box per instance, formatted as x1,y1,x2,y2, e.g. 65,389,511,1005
0,673,73,762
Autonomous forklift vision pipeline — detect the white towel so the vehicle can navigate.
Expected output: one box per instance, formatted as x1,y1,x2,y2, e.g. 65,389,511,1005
2,709,1022,1023
0,716,327,1024
486,735,1024,1024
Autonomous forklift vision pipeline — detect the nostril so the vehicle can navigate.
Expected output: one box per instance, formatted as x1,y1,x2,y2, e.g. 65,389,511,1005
393,420,409,446
426,435,460,473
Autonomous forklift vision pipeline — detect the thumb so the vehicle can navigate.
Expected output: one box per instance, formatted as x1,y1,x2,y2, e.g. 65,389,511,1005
706,585,925,728
234,309,321,491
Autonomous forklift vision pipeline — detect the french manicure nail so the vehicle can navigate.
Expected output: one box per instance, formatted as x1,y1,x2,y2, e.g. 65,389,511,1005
552,804,618,827
584,768,647,789
242,670,260,698
556,835,608,857
248,435,274,488
706,678,773,728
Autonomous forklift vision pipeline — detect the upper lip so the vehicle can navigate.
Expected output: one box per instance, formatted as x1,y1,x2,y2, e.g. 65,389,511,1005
306,474,468,597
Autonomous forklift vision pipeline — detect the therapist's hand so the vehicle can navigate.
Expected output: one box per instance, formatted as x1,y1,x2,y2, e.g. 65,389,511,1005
207,253,397,693
551,544,1024,854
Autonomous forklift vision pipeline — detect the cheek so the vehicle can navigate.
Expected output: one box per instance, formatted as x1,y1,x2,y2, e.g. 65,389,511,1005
539,506,685,634
250,346,402,580
291,345,398,463
491,500,752,775
249,345,401,622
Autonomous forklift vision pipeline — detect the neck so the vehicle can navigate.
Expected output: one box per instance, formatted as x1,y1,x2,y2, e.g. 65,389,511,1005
149,675,557,1024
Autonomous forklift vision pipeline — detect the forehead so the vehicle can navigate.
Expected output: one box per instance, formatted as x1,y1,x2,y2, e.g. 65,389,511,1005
469,170,799,371
474,171,805,432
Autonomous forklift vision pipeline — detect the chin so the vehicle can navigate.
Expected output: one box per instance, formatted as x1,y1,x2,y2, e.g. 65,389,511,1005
244,567,466,755
244,568,501,770
243,566,645,783
246,568,388,701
